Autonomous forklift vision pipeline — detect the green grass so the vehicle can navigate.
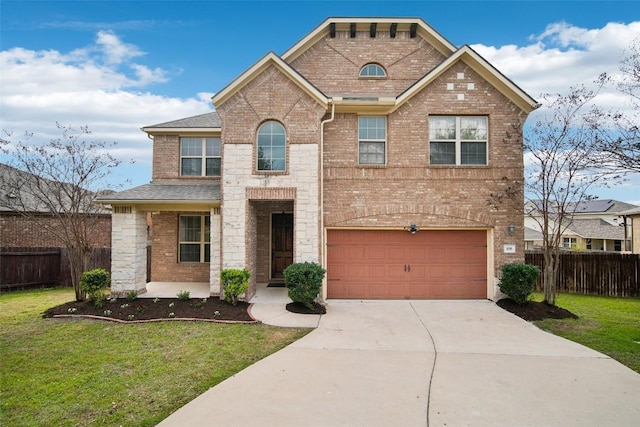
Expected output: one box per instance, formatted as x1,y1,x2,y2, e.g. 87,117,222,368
0,288,311,426
532,292,640,374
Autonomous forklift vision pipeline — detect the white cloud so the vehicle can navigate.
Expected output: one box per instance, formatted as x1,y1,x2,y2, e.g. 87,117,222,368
0,31,212,186
473,21,640,102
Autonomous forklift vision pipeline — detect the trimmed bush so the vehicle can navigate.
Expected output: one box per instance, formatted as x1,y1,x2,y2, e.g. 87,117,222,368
499,263,541,305
284,262,326,309
221,269,250,305
80,268,111,308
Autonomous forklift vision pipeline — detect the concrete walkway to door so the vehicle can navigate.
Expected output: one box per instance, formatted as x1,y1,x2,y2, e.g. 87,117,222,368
157,300,640,427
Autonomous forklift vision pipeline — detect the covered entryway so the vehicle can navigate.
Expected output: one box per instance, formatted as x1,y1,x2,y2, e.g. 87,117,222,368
271,213,293,279
327,229,487,299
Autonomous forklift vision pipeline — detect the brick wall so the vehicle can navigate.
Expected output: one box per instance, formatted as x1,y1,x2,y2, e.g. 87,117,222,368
321,61,527,271
150,211,210,282
290,30,447,96
0,213,111,248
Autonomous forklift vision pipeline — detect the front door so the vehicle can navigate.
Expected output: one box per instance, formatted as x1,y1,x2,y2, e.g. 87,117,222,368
271,213,293,279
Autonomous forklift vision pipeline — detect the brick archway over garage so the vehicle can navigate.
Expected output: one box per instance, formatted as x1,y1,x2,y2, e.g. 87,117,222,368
325,204,496,228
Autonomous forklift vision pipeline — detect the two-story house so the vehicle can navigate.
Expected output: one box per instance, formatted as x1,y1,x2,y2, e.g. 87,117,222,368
524,199,638,252
98,17,539,301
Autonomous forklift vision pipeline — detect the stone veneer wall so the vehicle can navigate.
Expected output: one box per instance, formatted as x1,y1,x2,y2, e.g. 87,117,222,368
111,208,147,295
221,144,320,294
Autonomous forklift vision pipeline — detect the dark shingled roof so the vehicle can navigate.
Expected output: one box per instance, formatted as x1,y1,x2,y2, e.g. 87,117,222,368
144,112,221,129
96,182,220,203
567,218,625,240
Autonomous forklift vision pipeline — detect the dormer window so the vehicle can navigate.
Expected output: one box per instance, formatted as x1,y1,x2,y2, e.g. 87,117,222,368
359,63,386,78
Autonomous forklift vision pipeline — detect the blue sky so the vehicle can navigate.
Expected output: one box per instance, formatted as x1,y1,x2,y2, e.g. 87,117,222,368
1,0,639,203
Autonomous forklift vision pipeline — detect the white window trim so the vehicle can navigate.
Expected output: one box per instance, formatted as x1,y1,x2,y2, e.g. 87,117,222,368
429,116,488,166
178,215,211,263
256,121,287,172
359,63,387,78
358,116,387,165
180,137,221,177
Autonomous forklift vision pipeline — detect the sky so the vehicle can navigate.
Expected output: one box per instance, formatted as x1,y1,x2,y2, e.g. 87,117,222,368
1,0,639,204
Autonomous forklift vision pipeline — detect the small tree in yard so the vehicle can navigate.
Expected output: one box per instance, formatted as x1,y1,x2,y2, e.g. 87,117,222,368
0,124,125,301
220,269,250,305
80,268,111,308
284,262,326,310
524,78,623,306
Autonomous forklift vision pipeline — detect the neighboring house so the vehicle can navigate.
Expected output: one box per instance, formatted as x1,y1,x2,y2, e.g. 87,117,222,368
620,206,640,254
97,17,539,300
0,163,111,248
524,199,637,252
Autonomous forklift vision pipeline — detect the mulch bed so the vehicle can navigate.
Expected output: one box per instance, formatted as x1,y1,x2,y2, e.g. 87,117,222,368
285,301,327,315
43,297,257,323
496,298,579,321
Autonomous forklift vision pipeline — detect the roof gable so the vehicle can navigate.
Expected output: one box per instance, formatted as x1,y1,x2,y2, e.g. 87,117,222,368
212,52,329,108
282,17,457,62
396,45,539,114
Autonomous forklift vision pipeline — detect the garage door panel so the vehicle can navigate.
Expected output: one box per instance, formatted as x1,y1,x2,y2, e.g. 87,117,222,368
327,230,487,300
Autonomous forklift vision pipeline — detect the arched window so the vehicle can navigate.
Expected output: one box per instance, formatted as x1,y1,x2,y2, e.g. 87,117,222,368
257,121,286,171
359,63,386,77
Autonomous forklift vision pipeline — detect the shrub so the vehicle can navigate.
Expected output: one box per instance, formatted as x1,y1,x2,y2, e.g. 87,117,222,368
80,268,110,308
177,290,191,301
126,290,138,301
284,262,326,310
499,263,541,305
221,269,250,305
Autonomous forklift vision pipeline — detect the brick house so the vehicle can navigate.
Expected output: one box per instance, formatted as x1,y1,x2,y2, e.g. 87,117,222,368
98,18,539,300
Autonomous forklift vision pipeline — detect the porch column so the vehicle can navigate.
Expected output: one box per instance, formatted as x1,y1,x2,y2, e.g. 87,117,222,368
209,207,221,296
111,206,147,296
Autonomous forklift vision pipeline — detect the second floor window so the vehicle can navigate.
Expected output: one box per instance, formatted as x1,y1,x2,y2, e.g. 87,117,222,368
181,137,221,176
257,121,286,171
429,116,488,165
359,116,386,165
359,63,386,77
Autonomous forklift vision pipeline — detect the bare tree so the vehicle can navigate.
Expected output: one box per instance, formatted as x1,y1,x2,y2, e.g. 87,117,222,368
524,79,622,306
595,39,640,173
1,124,124,301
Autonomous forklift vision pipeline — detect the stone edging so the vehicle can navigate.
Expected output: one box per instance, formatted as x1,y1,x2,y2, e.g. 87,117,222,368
51,303,262,324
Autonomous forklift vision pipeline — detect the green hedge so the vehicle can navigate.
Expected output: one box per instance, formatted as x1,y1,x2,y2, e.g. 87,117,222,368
284,262,326,309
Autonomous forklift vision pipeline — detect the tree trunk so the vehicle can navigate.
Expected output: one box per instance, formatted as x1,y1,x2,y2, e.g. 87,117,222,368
68,246,88,302
542,248,558,306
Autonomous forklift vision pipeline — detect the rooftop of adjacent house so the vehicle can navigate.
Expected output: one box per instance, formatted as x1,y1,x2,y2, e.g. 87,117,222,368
526,199,639,215
95,182,221,204
524,227,543,241
566,218,626,240
0,163,109,214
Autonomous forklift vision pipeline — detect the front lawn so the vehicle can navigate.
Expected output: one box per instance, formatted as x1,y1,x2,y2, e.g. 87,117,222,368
0,288,311,426
532,293,640,374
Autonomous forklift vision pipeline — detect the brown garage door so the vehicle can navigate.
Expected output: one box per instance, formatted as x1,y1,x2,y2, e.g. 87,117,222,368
327,229,487,299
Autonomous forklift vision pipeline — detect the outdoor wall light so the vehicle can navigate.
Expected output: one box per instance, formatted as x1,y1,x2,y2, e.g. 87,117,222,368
405,224,419,234
507,224,516,236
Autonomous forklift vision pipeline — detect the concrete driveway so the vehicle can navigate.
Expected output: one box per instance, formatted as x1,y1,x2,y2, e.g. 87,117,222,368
158,300,640,427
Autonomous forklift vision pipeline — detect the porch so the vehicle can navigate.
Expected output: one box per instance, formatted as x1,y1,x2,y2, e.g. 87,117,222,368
139,281,291,304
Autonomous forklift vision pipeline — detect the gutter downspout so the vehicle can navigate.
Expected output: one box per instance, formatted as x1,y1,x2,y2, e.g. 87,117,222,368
319,102,335,301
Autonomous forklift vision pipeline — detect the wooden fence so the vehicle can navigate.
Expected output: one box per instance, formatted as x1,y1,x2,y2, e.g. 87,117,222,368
525,251,640,297
0,247,111,291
